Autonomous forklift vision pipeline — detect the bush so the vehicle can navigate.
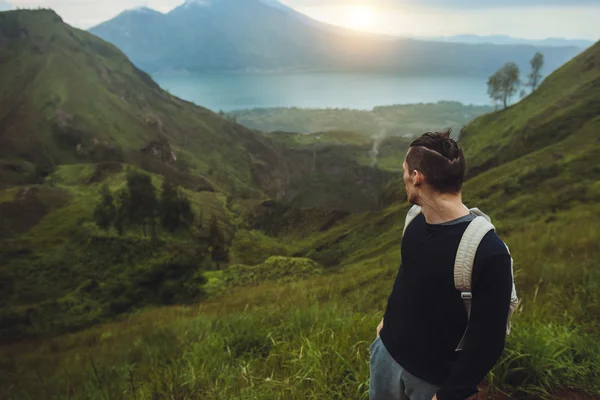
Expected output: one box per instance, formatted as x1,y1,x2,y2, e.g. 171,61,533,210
223,257,323,287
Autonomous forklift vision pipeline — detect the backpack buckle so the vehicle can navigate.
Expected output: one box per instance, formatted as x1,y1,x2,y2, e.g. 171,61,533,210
461,292,473,300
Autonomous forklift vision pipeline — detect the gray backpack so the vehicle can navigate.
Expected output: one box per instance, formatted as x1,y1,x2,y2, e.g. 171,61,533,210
403,205,519,351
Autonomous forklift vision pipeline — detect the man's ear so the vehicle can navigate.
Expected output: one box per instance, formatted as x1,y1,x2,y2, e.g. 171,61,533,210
412,169,424,187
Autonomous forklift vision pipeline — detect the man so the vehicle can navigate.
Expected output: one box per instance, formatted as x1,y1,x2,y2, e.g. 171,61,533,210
369,130,513,400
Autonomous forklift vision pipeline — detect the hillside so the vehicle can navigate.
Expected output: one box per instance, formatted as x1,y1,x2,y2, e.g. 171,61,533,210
1,9,600,400
89,0,583,75
0,9,402,208
460,39,600,178
0,8,286,196
0,9,407,341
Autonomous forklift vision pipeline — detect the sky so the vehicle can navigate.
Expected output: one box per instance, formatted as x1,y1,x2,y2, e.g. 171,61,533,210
3,0,600,40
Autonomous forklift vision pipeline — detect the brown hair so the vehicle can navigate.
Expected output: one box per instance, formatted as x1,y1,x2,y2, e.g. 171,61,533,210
406,129,466,193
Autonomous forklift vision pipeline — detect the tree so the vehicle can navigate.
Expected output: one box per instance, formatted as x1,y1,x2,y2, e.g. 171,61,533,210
159,179,179,233
487,62,521,109
520,89,528,99
93,184,116,231
192,213,210,259
528,52,544,91
487,74,503,110
124,171,158,239
209,216,229,270
113,188,130,236
159,178,195,234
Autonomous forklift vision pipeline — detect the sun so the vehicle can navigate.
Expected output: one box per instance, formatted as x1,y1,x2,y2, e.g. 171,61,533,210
345,5,375,31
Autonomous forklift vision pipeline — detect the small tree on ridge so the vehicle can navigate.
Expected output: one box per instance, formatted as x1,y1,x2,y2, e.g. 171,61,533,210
488,62,521,109
528,52,544,91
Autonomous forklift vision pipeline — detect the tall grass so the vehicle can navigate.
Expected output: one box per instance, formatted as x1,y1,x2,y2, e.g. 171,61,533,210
2,216,600,399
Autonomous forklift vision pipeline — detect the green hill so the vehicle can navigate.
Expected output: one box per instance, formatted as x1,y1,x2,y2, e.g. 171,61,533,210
0,9,407,342
1,9,599,400
459,40,600,233
0,9,403,206
460,40,600,178
0,9,290,196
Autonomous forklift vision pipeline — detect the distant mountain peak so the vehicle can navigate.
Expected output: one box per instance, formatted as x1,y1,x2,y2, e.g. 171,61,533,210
130,6,160,14
90,0,585,76
183,0,218,7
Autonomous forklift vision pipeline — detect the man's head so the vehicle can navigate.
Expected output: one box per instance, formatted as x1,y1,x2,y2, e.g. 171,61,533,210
403,129,466,205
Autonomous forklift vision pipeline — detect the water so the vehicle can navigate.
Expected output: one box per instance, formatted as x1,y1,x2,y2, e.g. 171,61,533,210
151,71,491,111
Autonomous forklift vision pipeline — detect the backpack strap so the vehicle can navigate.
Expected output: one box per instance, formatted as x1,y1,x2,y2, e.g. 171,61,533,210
504,243,519,336
402,205,422,236
454,214,495,351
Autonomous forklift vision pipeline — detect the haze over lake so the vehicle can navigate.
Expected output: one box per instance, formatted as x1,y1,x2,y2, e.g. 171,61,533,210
152,71,491,111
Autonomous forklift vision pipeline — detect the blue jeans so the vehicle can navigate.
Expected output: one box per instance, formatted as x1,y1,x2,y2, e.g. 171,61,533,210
369,336,440,400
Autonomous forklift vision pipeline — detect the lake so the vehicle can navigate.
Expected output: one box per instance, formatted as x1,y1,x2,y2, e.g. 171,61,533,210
151,71,491,111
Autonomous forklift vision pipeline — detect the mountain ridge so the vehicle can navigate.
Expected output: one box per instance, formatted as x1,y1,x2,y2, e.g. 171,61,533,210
89,0,584,75
0,8,404,210
460,39,600,177
0,8,405,341
1,9,600,399
421,34,593,48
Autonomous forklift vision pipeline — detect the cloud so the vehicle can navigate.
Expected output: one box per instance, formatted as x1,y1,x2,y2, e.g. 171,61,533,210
0,0,14,11
403,0,600,9
285,0,600,9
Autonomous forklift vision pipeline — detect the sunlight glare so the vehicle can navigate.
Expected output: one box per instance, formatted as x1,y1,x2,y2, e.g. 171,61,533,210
344,5,376,31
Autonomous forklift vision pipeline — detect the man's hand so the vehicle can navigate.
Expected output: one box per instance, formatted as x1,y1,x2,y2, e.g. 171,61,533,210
377,318,384,337
431,395,438,400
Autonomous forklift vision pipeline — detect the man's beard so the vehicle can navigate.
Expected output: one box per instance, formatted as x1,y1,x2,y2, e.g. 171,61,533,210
407,191,417,205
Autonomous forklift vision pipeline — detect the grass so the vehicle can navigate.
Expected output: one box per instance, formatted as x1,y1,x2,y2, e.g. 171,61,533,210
2,217,600,399
0,164,235,340
0,9,301,198
1,9,600,400
460,40,600,177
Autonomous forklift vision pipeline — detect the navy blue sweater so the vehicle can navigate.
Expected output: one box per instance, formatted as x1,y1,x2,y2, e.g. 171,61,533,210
380,213,513,400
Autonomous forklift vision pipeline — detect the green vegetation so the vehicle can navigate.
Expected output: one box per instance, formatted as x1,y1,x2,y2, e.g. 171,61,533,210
528,52,545,91
92,171,195,237
231,101,493,138
0,9,404,341
1,9,599,400
2,207,600,398
0,9,293,197
487,62,521,109
487,52,545,109
462,39,600,176
158,178,194,234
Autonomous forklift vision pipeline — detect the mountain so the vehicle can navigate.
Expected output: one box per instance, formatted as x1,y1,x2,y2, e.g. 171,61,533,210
0,7,283,196
90,0,583,75
2,10,600,400
2,30,600,398
0,8,407,340
423,34,593,49
0,8,404,205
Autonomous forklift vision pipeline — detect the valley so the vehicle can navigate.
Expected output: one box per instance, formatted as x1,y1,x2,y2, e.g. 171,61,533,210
0,6,599,400
228,102,493,139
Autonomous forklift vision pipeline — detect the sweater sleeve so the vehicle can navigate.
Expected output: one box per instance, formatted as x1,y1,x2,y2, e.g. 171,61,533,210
436,253,513,400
